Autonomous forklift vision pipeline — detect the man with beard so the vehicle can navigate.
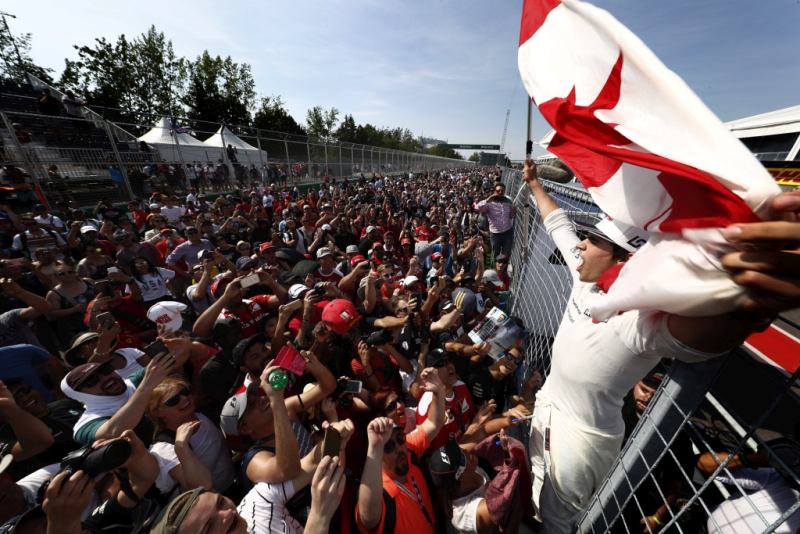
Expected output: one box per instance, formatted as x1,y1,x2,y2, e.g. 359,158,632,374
356,368,446,534
60,352,174,444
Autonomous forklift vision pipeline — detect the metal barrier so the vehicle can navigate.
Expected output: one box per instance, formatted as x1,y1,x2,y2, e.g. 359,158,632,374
0,89,470,208
500,167,800,533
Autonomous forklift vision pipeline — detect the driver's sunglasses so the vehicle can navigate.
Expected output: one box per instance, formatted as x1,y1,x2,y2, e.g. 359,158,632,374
383,429,406,454
162,386,191,407
79,361,116,389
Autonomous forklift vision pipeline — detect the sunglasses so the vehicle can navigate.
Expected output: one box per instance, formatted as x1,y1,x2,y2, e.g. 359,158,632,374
162,386,191,407
396,306,409,314
79,361,116,389
383,430,406,454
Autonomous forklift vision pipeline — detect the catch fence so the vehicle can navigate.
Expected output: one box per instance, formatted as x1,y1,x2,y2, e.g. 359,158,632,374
501,166,799,533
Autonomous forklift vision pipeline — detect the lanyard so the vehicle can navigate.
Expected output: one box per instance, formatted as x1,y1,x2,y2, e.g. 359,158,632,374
393,475,432,525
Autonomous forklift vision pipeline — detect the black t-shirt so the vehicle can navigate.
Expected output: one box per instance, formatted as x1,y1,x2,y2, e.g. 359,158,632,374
0,398,83,480
198,353,240,420
466,362,512,413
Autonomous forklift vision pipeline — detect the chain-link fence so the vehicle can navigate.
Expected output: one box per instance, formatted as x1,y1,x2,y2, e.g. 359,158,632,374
501,166,800,533
1,77,470,209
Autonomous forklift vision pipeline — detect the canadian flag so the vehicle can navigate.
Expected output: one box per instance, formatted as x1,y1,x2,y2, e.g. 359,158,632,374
518,0,782,320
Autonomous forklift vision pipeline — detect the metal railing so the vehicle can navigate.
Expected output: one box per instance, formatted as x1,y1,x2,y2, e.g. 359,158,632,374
500,167,799,533
1,92,470,208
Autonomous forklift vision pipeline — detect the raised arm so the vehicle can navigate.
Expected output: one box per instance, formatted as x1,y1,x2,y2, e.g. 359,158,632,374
417,367,446,442
0,380,55,460
523,160,560,219
357,417,394,531
1,278,53,319
285,351,337,418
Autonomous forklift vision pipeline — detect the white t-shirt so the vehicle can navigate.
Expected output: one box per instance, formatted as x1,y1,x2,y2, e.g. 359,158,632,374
237,480,304,534
112,347,146,379
34,214,66,230
186,282,215,314
131,268,175,302
149,413,235,496
160,206,186,224
451,468,488,534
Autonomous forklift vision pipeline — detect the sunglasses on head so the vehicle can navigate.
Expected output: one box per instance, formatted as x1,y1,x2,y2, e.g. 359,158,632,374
162,386,191,407
79,361,116,389
383,429,406,454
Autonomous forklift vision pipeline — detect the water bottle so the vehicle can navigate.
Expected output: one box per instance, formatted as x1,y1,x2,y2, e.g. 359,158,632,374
268,369,289,390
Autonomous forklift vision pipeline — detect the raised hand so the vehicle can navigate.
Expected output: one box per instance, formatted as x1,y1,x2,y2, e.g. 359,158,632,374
366,417,395,448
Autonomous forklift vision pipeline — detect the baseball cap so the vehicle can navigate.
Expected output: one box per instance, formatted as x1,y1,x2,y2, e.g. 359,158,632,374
113,229,131,240
431,252,443,261
316,247,333,259
79,225,98,234
65,360,114,391
219,389,250,436
402,275,421,288
288,283,310,300
428,440,467,490
481,269,504,288
366,225,377,234
400,237,412,245
345,245,359,254
452,287,477,319
577,215,650,253
321,223,332,232
350,254,367,267
63,331,100,367
259,242,277,254
232,334,268,367
147,301,187,333
211,277,234,299
149,203,161,210
321,299,361,335
33,203,45,211
235,256,257,271
425,348,450,368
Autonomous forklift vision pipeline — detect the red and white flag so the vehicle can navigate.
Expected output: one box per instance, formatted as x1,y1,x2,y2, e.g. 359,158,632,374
518,0,782,320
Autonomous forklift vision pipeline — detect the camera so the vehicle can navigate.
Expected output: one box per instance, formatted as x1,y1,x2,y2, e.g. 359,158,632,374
313,286,325,296
199,249,214,261
60,440,131,477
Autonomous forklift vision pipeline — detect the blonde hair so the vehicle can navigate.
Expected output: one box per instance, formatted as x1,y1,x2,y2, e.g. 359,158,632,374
147,377,190,437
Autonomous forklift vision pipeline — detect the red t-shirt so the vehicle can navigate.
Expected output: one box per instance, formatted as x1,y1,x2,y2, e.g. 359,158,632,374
415,225,434,242
415,382,476,449
351,350,402,393
219,295,276,337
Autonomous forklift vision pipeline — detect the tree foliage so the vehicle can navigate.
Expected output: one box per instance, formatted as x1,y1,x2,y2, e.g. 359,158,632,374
468,152,481,162
426,144,464,160
253,96,305,136
305,106,340,141
182,51,255,127
0,27,53,83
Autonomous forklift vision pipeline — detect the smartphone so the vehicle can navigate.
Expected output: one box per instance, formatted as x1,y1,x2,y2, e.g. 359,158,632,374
240,273,260,288
342,380,362,395
199,249,214,261
107,266,121,275
273,344,306,376
321,426,341,458
96,312,115,329
143,340,169,359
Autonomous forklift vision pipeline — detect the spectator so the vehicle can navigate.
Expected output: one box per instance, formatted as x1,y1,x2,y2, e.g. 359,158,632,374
475,182,514,259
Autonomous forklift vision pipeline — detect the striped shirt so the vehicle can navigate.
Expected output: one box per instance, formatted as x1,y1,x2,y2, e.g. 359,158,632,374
237,480,304,534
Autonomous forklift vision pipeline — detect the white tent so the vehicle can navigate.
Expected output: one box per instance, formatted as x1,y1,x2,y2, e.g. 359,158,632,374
203,125,267,166
138,117,223,164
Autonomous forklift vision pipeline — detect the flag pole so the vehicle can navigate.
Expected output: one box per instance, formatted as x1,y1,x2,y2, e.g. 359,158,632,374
513,97,534,205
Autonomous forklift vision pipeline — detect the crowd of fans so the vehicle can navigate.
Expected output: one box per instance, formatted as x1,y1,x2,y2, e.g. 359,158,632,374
0,168,542,534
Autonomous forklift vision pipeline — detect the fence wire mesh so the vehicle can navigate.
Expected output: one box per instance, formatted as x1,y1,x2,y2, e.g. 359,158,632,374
500,166,799,534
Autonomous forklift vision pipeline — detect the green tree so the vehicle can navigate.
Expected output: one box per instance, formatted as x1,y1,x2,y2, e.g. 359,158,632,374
468,152,481,162
426,144,464,160
252,95,305,135
0,28,53,83
305,106,339,141
182,51,256,128
129,26,186,118
335,114,357,142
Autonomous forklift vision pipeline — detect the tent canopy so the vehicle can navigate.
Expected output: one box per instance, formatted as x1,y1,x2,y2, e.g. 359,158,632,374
203,125,261,151
138,117,207,146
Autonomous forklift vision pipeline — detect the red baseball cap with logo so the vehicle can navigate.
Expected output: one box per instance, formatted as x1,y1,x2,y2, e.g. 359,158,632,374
321,299,361,335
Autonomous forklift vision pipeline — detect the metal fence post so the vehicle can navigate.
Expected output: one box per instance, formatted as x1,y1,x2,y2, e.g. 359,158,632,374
284,136,291,182
306,141,312,182
102,119,135,200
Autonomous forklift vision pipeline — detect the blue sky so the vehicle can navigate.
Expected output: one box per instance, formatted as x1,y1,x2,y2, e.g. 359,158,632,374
6,0,799,159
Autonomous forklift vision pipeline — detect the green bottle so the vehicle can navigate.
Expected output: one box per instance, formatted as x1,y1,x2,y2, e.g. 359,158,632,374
268,369,289,390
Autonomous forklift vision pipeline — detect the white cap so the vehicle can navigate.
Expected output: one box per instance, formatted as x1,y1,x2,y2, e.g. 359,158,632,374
402,275,420,287
288,283,310,300
594,216,650,253
482,269,504,288
321,223,332,232
366,225,377,233
79,225,98,234
149,203,161,210
146,301,187,333
316,247,333,259
346,245,359,254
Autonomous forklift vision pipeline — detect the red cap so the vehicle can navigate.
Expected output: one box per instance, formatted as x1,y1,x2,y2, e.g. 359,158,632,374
211,277,234,299
431,252,443,261
321,299,360,335
259,242,276,253
372,241,383,248
350,254,367,267
400,238,412,245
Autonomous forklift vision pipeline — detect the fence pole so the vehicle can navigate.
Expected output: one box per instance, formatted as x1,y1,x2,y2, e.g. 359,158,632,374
306,141,312,183
255,131,266,169
102,119,135,200
284,136,291,183
0,111,52,209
